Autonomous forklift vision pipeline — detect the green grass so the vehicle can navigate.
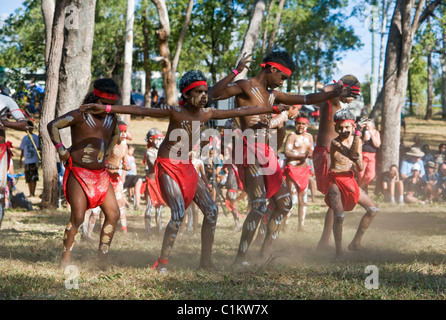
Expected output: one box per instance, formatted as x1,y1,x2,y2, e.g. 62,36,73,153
1,115,445,301
1,197,446,300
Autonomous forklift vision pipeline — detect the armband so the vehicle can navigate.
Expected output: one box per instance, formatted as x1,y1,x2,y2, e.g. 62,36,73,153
106,105,112,113
55,142,64,150
232,69,239,76
272,105,280,114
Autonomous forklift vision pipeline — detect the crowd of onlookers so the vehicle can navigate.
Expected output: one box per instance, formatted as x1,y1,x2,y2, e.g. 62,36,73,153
379,137,446,205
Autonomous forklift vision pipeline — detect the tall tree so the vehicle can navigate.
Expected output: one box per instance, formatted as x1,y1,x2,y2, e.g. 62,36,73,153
151,0,178,105
122,0,135,124
379,0,441,175
57,0,97,145
235,0,266,80
40,0,69,208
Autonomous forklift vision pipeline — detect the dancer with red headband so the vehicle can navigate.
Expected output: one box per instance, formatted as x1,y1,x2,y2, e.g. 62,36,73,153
325,108,378,259
48,78,122,269
80,66,291,272
141,127,166,237
106,120,132,234
313,74,362,251
283,114,313,232
208,50,358,267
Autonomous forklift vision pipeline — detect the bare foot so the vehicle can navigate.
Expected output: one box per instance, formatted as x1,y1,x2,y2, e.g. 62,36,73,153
199,261,219,271
316,241,332,251
348,243,370,252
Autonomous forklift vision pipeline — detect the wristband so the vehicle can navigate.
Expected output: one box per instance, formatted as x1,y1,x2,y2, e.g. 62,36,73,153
355,129,361,136
55,142,64,150
272,105,280,114
232,69,239,76
106,105,112,113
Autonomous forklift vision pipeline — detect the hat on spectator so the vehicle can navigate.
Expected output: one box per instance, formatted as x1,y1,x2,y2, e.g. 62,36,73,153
406,147,424,157
412,163,421,171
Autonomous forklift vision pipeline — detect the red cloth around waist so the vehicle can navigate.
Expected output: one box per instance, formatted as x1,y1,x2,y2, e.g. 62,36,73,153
284,165,311,193
235,141,283,199
324,170,360,212
63,157,110,210
155,157,198,209
312,145,330,194
141,177,165,208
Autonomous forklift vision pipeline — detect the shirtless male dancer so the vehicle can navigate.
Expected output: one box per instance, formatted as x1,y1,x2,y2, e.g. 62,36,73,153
0,94,30,227
283,115,313,232
209,51,357,266
314,75,361,250
106,120,132,234
142,127,166,236
325,108,378,258
47,78,121,269
80,66,291,272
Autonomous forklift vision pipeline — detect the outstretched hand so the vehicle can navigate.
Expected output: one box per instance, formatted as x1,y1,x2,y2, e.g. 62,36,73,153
333,80,361,99
235,52,255,73
79,103,106,114
287,104,301,119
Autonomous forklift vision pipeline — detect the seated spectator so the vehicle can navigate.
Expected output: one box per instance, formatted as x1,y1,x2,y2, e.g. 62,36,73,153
434,143,446,168
411,134,423,149
423,161,439,202
382,164,404,204
403,163,427,204
421,144,435,167
400,147,425,179
437,163,446,202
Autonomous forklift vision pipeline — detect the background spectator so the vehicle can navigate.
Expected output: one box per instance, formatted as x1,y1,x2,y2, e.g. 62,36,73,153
403,163,427,204
358,119,381,193
382,164,404,204
400,147,425,179
19,128,40,197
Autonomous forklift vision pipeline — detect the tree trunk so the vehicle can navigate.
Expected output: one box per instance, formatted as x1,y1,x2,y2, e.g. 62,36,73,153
442,28,446,119
261,0,275,57
171,0,194,76
57,0,96,147
41,0,55,65
122,0,135,123
151,0,178,106
235,0,266,80
142,2,152,109
377,0,391,94
425,51,433,120
40,0,69,208
266,0,285,56
379,0,440,174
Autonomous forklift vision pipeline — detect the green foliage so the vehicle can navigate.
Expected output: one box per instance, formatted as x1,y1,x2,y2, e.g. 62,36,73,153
0,0,45,71
276,0,361,86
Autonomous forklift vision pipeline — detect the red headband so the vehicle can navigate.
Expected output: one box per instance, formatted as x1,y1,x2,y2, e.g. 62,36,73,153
93,88,118,100
334,119,356,125
181,81,208,93
119,125,127,131
295,117,309,124
260,62,292,77
150,134,164,139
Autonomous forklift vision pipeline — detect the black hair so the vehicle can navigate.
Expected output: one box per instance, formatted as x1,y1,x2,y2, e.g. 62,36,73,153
339,74,361,89
118,120,127,127
179,70,207,94
263,50,296,73
333,108,356,123
83,78,120,104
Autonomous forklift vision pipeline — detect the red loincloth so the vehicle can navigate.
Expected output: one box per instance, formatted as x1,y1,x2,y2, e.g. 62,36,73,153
108,171,121,191
324,171,360,212
312,145,330,194
0,141,14,170
63,157,110,210
235,140,283,199
155,157,198,209
141,177,165,208
284,165,311,193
